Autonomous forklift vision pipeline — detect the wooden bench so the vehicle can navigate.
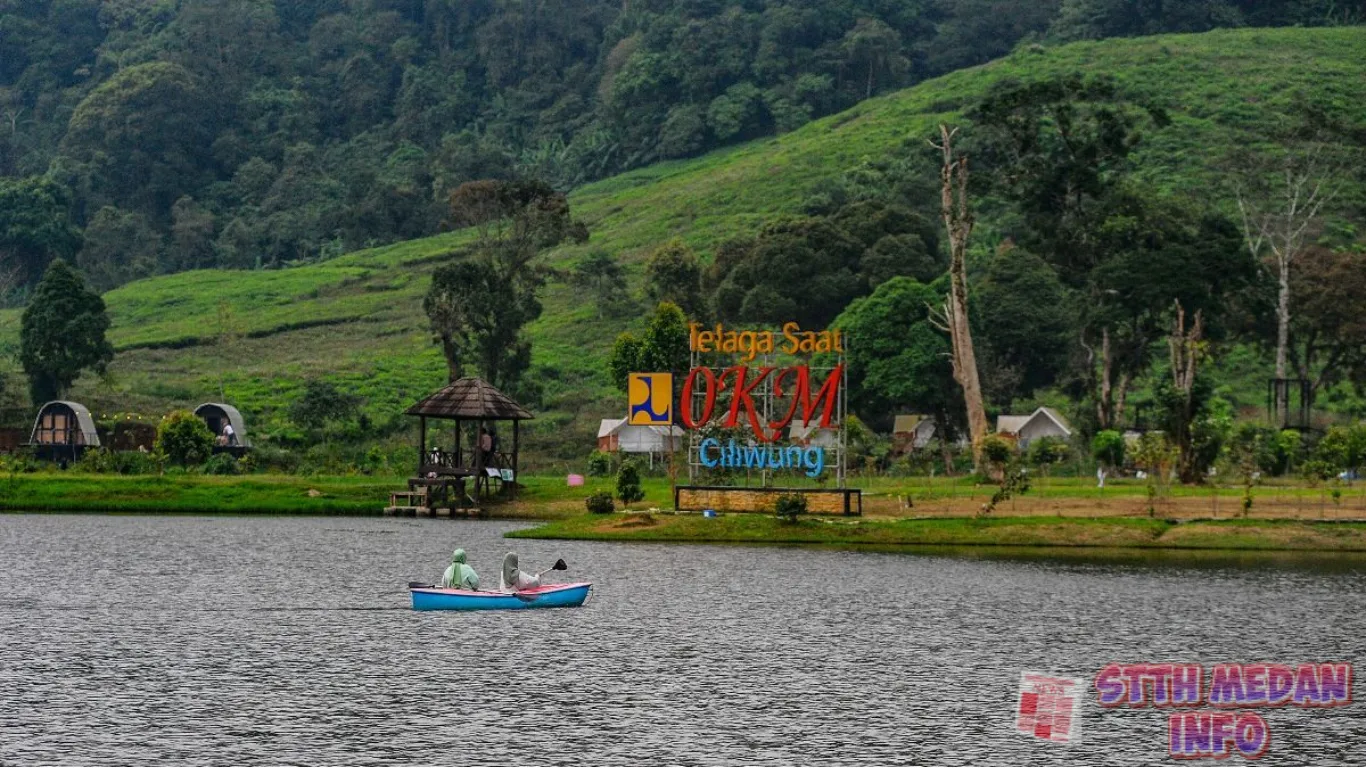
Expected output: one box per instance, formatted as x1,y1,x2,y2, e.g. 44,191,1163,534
390,487,428,508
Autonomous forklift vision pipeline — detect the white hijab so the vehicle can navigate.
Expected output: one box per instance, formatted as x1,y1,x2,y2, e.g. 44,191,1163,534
500,552,540,591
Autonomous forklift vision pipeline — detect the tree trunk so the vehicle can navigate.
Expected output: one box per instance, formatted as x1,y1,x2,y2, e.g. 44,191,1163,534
1271,257,1293,425
1170,300,1204,484
933,124,989,469
1097,327,1113,429
440,334,462,382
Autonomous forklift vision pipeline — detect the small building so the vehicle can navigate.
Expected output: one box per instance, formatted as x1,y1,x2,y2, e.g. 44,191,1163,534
892,415,939,452
194,403,251,453
597,417,683,467
789,419,839,449
597,418,624,452
995,407,1073,449
28,401,100,461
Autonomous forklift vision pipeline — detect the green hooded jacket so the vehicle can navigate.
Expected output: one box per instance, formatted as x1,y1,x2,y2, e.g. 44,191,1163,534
440,548,480,590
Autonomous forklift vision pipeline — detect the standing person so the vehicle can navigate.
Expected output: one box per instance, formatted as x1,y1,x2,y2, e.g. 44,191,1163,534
222,421,235,447
479,427,493,466
440,548,480,590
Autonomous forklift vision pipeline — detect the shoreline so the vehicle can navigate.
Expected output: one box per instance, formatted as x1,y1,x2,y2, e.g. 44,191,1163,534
507,512,1366,554
7,472,1366,555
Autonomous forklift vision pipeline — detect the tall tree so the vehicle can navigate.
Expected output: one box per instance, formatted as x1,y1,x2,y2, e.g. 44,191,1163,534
929,124,988,467
1286,245,1366,395
19,258,114,404
1232,134,1344,401
430,178,588,392
1166,300,1205,483
608,301,690,393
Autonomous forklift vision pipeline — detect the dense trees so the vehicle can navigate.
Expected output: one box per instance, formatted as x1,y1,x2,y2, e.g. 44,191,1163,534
969,75,1257,430
707,200,940,328
0,176,82,290
2,1,1354,293
833,276,961,438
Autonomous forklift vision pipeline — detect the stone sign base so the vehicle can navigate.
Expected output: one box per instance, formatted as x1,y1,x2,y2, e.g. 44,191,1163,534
674,485,861,516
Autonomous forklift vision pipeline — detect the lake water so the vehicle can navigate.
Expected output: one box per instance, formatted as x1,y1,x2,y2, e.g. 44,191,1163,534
1,514,1363,765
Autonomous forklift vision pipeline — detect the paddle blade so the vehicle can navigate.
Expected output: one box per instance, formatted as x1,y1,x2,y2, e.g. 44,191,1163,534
408,581,434,589
551,559,568,571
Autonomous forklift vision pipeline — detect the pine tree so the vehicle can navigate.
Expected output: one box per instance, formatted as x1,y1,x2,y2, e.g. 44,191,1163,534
19,259,114,404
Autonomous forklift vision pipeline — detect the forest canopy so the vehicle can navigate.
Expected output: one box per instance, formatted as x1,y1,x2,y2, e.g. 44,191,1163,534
1,0,1361,295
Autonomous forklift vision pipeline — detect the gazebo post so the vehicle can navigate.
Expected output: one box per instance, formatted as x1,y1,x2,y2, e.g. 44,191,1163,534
453,419,461,466
418,416,427,474
512,420,520,500
475,418,486,498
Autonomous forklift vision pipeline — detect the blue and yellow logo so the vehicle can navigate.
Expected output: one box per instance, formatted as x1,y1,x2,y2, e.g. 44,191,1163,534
628,373,673,426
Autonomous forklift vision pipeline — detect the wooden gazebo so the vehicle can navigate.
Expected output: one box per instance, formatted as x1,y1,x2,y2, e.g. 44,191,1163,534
404,377,533,507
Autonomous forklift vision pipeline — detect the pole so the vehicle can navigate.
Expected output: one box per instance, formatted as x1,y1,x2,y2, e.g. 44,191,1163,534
512,420,520,501
418,416,427,475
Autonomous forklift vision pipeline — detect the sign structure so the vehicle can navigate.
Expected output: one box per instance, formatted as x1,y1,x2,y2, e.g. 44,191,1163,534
680,322,848,488
1016,671,1084,745
628,373,673,426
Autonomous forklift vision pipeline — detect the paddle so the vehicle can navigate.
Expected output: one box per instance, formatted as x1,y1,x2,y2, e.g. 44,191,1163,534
535,558,568,578
514,559,569,601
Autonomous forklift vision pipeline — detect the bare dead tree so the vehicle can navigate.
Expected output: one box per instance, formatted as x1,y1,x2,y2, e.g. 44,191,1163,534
929,124,988,468
1168,300,1205,484
1233,137,1342,405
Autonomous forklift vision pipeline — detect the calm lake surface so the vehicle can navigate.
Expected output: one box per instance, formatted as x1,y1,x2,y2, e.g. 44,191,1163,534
1,514,1363,765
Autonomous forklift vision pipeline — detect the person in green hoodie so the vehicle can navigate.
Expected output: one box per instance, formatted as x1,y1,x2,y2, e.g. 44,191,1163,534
440,548,480,590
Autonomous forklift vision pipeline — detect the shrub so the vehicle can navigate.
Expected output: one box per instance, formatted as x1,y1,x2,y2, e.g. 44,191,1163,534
1091,430,1125,469
247,445,299,474
1316,424,1366,476
1300,459,1335,484
981,435,1014,466
1027,436,1071,469
585,491,615,514
203,453,241,475
74,448,116,474
616,460,645,504
156,411,214,466
774,493,807,524
110,450,155,475
587,450,613,477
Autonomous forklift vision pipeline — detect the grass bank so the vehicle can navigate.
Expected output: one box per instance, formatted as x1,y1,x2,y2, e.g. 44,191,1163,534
508,512,1366,553
0,473,402,514
6,472,1366,521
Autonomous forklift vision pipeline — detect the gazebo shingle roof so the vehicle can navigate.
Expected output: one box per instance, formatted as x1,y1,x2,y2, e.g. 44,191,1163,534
405,377,534,420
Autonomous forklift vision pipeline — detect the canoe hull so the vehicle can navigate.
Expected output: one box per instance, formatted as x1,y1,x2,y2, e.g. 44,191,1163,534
410,582,591,611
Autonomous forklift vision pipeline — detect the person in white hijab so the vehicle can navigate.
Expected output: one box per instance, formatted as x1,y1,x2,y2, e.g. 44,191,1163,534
500,552,541,592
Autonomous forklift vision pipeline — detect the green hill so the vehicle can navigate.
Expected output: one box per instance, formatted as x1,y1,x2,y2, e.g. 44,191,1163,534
4,27,1364,458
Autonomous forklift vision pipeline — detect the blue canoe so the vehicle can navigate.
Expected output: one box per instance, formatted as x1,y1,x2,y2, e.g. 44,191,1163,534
410,582,592,611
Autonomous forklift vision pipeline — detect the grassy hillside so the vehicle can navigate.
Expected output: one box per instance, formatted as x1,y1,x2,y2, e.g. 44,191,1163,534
3,27,1363,459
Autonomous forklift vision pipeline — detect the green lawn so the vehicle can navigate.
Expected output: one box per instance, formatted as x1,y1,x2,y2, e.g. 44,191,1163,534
1,27,1362,460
